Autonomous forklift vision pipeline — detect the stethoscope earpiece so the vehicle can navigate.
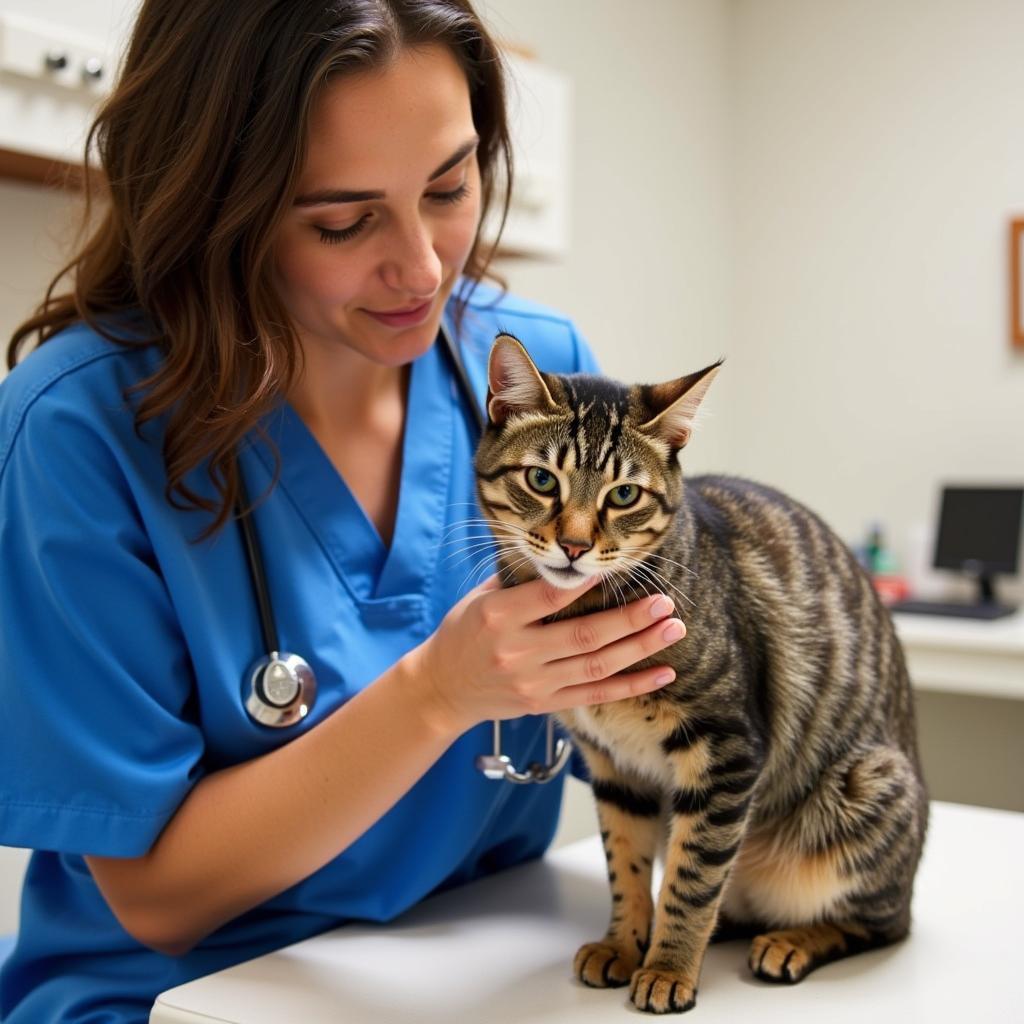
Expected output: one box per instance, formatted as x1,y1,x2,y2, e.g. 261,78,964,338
244,651,317,728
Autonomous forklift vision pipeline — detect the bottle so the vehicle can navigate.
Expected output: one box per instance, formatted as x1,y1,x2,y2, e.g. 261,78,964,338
866,522,884,575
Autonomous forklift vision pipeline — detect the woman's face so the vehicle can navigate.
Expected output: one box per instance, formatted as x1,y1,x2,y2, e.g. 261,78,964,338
273,44,482,369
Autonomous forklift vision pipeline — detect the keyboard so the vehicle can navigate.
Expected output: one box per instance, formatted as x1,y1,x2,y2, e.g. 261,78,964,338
888,599,1018,621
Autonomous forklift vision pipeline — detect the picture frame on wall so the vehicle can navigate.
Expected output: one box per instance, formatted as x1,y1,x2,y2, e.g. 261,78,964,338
1012,218,1024,349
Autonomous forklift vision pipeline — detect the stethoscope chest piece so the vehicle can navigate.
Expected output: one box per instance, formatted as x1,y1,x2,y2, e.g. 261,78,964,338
244,651,317,728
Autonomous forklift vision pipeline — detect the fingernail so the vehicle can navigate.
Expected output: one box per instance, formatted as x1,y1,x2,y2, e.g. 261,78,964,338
662,619,685,642
649,596,673,619
655,669,675,685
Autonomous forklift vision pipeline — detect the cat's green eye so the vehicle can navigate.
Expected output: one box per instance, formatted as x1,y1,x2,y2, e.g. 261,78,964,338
607,484,641,509
525,467,559,496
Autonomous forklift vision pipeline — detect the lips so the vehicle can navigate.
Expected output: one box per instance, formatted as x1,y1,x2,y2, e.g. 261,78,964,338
375,302,429,315
363,299,433,328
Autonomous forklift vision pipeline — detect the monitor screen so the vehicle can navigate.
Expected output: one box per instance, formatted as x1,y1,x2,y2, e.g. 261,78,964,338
933,486,1024,574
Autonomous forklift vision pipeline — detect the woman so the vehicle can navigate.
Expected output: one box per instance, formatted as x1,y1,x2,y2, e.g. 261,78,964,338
0,2,684,1020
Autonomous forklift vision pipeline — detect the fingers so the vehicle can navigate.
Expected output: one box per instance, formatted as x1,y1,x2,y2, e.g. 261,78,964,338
547,593,677,656
548,664,678,714
547,614,685,691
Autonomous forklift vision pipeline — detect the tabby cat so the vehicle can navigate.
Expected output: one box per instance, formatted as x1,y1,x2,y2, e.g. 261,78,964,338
472,333,928,1015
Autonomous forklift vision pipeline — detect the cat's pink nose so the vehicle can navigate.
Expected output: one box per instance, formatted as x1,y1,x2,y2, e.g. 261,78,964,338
559,539,593,562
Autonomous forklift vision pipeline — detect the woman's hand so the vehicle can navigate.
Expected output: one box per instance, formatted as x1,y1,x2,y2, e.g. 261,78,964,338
406,574,685,737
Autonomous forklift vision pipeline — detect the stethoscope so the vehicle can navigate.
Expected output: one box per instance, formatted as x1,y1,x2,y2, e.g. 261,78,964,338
236,323,572,784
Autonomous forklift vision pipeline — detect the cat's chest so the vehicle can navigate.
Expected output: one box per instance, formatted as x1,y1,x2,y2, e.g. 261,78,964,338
560,701,677,789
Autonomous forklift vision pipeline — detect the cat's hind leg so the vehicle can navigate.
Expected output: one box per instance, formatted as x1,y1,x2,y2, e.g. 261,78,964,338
571,738,662,989
748,921,882,983
736,744,927,984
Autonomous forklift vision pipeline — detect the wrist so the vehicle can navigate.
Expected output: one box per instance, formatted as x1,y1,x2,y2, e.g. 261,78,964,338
393,643,472,742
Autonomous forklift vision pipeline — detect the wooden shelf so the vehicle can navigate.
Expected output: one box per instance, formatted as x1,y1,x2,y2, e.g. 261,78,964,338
0,146,88,190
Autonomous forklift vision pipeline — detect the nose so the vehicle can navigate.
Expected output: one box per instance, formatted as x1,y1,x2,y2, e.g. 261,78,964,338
381,215,443,298
558,538,593,562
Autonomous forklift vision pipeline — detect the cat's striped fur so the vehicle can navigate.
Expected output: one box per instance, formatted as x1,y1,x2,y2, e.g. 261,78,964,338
473,334,928,1015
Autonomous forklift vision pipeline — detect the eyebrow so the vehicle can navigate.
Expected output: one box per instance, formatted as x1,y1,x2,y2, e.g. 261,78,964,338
293,136,480,207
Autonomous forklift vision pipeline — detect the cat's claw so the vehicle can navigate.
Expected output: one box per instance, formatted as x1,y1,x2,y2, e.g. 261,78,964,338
629,968,697,1014
573,941,637,988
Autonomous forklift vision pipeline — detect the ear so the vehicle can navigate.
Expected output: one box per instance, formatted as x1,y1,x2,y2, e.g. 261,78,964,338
486,332,559,425
639,359,723,449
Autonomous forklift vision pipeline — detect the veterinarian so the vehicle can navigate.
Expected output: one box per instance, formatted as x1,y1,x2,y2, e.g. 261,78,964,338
0,2,685,1020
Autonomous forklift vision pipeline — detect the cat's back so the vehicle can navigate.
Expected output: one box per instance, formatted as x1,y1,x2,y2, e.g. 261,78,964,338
678,473,918,790
684,473,869,604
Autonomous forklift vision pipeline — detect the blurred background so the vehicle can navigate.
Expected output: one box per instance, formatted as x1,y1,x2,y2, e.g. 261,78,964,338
1,0,1022,931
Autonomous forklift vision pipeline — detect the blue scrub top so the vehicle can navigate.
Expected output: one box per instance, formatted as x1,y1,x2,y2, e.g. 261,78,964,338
0,282,600,1024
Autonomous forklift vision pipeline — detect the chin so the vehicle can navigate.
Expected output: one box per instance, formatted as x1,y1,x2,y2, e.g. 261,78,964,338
535,563,597,590
354,322,439,367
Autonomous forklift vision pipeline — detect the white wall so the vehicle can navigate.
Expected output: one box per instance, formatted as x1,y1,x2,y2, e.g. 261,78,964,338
729,0,1024,602
0,179,79,360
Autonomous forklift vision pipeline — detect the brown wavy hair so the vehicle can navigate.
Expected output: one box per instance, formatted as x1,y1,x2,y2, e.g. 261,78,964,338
6,0,512,540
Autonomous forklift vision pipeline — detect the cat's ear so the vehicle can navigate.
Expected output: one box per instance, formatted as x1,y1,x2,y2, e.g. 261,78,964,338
486,333,559,425
639,359,723,449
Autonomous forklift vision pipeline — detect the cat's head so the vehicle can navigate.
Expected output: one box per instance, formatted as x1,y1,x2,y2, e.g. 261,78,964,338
473,333,721,589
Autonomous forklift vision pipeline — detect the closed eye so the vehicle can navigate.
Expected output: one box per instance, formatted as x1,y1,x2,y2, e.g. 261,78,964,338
428,183,471,205
316,183,472,245
318,217,370,245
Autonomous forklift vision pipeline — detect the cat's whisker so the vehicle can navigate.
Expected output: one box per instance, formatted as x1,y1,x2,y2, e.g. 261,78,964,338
620,547,700,580
617,570,646,603
626,570,656,601
442,520,523,533
618,555,697,609
440,532,516,548
456,539,531,592
607,572,628,609
454,547,503,590
442,518,530,540
626,566,659,603
443,514,528,528
440,528,529,557
440,532,518,551
441,518,528,535
459,546,529,595
444,542,510,571
496,552,538,588
631,561,697,611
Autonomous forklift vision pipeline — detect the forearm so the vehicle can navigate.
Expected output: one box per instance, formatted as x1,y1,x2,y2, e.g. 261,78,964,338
86,652,461,955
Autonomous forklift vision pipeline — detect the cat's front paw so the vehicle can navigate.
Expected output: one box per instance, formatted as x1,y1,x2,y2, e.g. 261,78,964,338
573,940,640,988
629,968,697,1014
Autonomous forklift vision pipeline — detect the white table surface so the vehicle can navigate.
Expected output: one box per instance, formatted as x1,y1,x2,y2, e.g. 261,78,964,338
151,801,1024,1023
892,608,1024,699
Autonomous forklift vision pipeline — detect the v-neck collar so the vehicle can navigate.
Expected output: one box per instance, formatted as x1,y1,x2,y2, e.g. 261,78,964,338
252,327,455,606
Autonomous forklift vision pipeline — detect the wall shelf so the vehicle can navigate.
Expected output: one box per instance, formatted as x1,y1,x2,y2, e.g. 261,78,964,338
0,146,85,190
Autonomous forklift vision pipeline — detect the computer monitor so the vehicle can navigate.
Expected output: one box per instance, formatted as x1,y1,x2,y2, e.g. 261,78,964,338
933,485,1024,606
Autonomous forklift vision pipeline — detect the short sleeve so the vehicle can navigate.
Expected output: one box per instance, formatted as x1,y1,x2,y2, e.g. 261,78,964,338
0,390,205,857
569,322,603,375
